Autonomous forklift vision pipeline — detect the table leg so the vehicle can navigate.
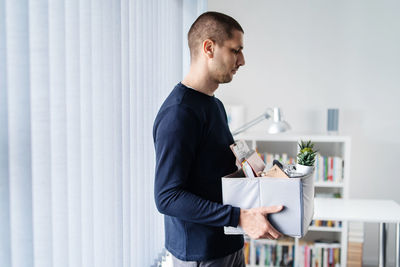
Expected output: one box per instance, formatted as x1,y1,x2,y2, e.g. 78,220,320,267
379,223,387,267
396,223,399,267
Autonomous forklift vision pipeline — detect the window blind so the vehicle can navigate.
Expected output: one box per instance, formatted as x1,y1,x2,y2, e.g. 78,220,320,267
0,0,206,266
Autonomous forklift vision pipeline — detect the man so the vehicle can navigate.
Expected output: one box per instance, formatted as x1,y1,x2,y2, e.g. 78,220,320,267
153,12,283,267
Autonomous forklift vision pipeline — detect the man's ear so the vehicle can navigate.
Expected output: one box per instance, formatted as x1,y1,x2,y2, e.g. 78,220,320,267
203,39,214,58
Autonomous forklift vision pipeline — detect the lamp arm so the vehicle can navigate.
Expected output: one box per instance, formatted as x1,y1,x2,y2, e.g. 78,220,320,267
232,109,272,136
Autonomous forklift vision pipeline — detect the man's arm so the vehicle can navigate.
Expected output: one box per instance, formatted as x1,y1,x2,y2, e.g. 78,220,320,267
154,105,239,227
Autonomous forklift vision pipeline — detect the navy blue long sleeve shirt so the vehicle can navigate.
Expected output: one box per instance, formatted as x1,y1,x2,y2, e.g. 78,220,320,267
153,83,244,261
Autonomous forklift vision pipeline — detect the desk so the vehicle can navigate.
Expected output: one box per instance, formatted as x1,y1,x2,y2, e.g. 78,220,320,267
314,198,400,267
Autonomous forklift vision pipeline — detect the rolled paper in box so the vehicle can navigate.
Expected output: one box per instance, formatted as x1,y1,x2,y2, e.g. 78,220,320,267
221,168,314,238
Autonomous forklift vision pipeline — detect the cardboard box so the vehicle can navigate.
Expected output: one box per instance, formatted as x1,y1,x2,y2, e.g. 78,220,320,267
221,168,314,238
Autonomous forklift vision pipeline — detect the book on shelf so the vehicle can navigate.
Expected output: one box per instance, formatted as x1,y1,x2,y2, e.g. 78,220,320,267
311,220,342,228
245,239,341,267
297,240,341,267
314,154,343,183
260,152,295,165
246,239,295,267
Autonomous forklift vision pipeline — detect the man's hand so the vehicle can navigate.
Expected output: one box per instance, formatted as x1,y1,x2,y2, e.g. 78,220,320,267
238,205,283,240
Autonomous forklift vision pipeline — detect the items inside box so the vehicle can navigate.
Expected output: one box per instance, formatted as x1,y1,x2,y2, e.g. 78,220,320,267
230,139,309,179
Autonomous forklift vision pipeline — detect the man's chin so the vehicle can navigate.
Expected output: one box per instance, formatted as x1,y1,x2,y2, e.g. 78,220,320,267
219,75,233,84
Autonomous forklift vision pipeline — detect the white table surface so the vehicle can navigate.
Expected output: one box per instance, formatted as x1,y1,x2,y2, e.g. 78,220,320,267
314,198,400,223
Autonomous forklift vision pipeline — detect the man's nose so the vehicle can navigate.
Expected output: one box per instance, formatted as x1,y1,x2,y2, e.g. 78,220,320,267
237,52,245,67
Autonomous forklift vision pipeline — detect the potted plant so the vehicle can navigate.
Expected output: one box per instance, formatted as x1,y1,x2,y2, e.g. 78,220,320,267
296,140,317,175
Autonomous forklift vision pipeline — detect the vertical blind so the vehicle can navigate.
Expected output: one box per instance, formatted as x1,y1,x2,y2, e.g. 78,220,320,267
0,0,206,267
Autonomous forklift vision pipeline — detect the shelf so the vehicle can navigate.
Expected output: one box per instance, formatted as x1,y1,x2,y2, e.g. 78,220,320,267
314,181,344,188
308,226,343,232
237,132,351,143
241,134,351,267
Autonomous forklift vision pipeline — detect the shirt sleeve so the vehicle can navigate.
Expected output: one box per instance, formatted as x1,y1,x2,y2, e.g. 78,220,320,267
153,104,240,227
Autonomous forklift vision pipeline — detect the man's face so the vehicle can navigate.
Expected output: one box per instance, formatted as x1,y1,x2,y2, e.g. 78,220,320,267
210,30,245,84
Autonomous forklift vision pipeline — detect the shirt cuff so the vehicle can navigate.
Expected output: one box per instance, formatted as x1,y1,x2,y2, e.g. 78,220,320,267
228,206,241,227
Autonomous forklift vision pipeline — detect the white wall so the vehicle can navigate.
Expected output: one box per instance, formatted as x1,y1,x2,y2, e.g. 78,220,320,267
207,1,400,266
182,1,208,77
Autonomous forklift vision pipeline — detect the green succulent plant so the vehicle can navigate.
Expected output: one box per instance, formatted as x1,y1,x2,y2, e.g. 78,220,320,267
297,140,317,166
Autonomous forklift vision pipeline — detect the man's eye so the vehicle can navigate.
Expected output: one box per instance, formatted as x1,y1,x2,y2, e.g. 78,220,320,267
232,49,240,54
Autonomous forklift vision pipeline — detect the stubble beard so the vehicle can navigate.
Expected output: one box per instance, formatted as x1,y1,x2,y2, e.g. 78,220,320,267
211,63,234,84
214,71,233,84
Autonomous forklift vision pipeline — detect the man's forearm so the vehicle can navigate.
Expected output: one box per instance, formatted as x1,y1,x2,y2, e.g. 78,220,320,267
155,186,240,227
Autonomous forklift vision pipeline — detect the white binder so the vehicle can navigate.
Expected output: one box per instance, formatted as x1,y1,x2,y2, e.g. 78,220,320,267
221,169,314,238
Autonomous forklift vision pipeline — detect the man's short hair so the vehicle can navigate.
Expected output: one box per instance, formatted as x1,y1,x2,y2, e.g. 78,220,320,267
188,11,244,60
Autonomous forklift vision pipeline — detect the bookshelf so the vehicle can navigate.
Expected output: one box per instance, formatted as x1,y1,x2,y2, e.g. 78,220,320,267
236,133,351,267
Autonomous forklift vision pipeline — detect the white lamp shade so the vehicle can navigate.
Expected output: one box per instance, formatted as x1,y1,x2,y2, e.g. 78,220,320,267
268,120,291,134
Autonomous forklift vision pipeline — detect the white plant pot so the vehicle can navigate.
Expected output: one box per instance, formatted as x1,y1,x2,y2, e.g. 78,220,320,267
296,164,314,176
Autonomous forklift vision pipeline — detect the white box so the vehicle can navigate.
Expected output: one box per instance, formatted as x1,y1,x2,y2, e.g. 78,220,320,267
222,169,314,238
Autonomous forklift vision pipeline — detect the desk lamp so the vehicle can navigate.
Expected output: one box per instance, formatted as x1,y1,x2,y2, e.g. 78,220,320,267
232,107,291,136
